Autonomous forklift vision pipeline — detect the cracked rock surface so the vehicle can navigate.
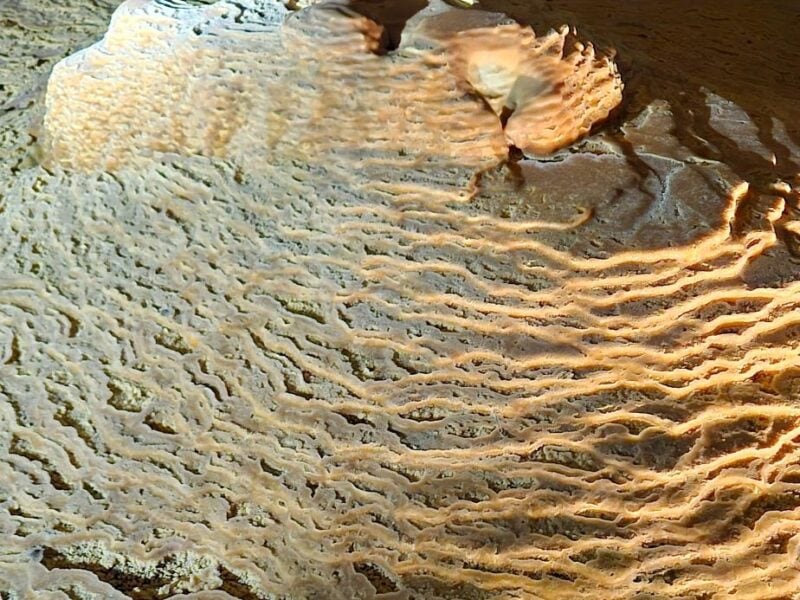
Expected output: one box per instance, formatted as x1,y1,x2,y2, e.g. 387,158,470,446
1,1,800,599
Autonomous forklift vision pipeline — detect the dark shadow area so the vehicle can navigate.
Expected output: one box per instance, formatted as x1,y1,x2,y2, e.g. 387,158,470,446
477,0,800,173
471,0,800,269
347,0,428,49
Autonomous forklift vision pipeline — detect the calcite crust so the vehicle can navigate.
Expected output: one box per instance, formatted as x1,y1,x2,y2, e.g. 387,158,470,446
42,0,622,172
1,0,800,599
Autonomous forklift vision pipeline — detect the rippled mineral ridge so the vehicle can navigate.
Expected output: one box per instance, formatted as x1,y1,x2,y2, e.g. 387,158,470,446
1,1,800,599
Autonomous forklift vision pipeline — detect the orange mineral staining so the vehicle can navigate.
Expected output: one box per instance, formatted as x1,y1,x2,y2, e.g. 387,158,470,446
400,0,623,156
42,0,622,172
3,0,800,599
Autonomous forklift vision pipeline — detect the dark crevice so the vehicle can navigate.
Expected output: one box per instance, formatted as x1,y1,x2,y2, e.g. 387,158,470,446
41,547,156,599
499,105,514,129
260,458,283,477
354,562,398,594
346,0,428,50
218,566,263,600
5,334,21,364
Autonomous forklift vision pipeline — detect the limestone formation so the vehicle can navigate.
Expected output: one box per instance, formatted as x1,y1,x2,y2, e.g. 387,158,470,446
1,1,800,599
400,1,622,156
42,0,622,172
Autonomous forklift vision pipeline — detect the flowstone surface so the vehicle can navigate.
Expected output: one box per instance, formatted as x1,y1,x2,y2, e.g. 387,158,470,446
1,1,800,599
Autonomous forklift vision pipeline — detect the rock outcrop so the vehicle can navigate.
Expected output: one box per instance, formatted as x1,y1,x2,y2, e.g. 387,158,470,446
1,1,799,599
42,0,622,171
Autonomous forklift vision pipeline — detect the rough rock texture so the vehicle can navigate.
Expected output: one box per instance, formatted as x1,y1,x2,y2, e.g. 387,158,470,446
42,0,621,171
1,1,800,599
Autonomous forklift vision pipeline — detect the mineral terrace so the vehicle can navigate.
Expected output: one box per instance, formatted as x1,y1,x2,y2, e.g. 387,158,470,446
1,1,799,599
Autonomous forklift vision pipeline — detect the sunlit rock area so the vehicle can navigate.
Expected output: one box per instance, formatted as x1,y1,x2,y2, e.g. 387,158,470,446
1,1,799,599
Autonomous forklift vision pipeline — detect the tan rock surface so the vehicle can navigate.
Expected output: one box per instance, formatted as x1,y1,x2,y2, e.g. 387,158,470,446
1,1,800,599
42,0,621,172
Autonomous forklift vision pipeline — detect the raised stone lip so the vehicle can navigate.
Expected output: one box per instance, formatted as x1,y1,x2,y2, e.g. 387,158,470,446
42,0,623,172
